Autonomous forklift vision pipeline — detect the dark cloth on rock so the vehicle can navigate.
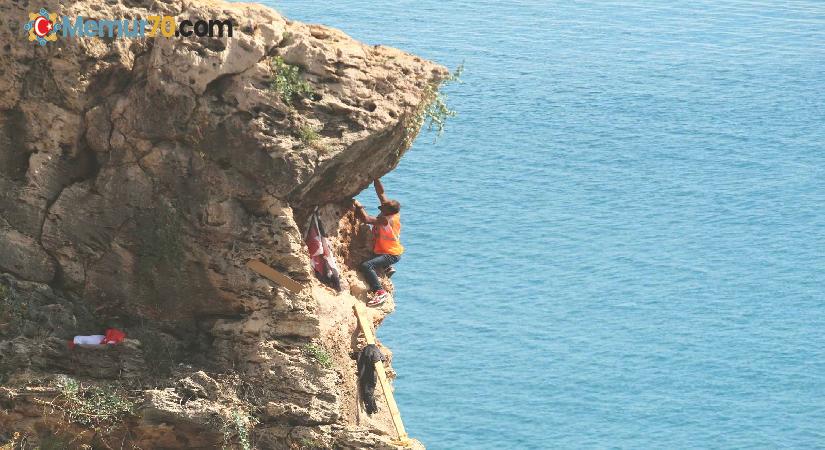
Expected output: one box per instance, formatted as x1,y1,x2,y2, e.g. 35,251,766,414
357,344,385,415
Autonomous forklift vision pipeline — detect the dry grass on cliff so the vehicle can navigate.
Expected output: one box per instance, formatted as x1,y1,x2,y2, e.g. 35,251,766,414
34,378,137,430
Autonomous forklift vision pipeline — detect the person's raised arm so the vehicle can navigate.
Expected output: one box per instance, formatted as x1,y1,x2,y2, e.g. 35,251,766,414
374,179,390,205
353,200,377,224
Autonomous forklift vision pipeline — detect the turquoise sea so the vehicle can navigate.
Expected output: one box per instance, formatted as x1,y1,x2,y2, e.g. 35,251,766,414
258,1,824,448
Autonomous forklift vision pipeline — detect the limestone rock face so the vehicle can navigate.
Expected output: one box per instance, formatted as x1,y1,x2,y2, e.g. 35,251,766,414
0,0,444,448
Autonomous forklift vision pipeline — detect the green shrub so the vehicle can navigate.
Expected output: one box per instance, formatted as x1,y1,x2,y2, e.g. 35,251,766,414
221,409,259,450
303,344,333,369
297,125,329,151
406,63,464,145
270,56,314,107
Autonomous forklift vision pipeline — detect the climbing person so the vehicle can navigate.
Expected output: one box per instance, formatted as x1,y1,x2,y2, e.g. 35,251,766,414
353,179,404,307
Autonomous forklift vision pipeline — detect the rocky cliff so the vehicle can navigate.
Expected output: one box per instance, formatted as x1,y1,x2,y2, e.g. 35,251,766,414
0,0,447,448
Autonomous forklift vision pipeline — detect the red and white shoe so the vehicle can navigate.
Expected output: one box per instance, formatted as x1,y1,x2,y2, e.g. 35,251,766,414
367,290,389,307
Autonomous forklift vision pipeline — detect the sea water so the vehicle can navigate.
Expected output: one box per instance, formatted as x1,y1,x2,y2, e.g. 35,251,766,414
251,1,824,448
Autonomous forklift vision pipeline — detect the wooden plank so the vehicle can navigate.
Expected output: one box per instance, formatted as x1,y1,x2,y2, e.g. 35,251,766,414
353,303,409,442
247,260,304,294
354,303,377,345
374,356,409,442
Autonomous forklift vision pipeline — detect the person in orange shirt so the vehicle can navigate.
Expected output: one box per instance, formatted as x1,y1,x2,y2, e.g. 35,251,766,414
353,179,404,306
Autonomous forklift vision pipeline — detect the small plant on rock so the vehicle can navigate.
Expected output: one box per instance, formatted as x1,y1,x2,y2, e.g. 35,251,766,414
297,124,329,151
297,437,323,449
298,125,321,145
270,56,314,107
303,343,333,369
221,409,259,450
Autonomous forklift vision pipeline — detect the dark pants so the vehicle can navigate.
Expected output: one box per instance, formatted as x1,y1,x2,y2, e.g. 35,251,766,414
360,254,401,291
